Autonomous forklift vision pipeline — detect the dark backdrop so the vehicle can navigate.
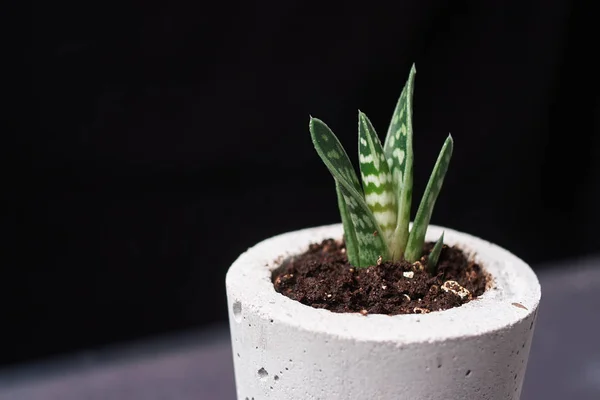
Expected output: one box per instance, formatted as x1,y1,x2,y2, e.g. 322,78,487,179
6,0,598,365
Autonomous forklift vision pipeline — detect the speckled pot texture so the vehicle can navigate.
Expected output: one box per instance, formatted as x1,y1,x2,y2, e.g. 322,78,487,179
226,224,541,400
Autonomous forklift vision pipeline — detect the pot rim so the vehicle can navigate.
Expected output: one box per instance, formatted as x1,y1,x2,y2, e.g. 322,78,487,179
226,223,541,343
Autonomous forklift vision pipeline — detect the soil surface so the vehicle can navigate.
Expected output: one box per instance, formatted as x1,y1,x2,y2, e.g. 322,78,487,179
272,239,488,315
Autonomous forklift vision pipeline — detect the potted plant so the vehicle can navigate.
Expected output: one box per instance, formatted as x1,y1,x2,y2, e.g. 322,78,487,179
226,65,541,400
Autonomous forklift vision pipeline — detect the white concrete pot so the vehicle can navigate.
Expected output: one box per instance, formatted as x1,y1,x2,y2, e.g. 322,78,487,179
226,224,541,400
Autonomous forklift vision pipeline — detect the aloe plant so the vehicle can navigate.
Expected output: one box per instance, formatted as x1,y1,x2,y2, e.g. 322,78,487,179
309,64,452,271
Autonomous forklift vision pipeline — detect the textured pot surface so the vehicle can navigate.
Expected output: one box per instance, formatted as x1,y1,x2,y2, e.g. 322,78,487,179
226,224,541,400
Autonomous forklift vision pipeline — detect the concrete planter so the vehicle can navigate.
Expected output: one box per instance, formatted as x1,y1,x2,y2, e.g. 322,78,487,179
226,224,541,400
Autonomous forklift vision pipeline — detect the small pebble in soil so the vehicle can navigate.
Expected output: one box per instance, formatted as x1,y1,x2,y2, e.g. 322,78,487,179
441,280,472,300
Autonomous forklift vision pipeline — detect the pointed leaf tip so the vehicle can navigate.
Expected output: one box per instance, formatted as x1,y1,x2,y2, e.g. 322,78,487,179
405,135,454,262
358,110,369,125
428,232,444,274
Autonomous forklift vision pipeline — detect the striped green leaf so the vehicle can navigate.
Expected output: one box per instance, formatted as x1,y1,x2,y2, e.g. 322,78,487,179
427,232,444,274
405,135,454,262
383,64,416,258
310,117,389,267
309,117,362,193
338,183,390,266
335,181,359,264
358,111,397,241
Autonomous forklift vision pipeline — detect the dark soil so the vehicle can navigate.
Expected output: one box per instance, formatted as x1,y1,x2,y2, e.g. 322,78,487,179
272,239,489,315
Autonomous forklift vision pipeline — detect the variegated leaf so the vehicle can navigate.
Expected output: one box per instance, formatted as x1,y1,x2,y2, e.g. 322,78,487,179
427,232,444,274
405,135,454,262
358,111,397,240
336,180,359,264
310,117,389,267
338,183,390,267
383,64,416,258
309,117,362,193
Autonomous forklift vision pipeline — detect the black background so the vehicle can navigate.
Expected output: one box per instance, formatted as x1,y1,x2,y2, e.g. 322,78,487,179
6,0,598,365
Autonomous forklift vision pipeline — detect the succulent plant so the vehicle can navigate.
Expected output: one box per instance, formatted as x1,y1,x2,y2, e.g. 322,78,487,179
309,64,453,271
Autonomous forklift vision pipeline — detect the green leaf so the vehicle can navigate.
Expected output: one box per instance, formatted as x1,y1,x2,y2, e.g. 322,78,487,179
336,181,359,265
405,135,454,262
309,117,362,193
310,117,389,267
358,111,397,241
427,232,444,274
383,64,416,259
338,184,390,267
